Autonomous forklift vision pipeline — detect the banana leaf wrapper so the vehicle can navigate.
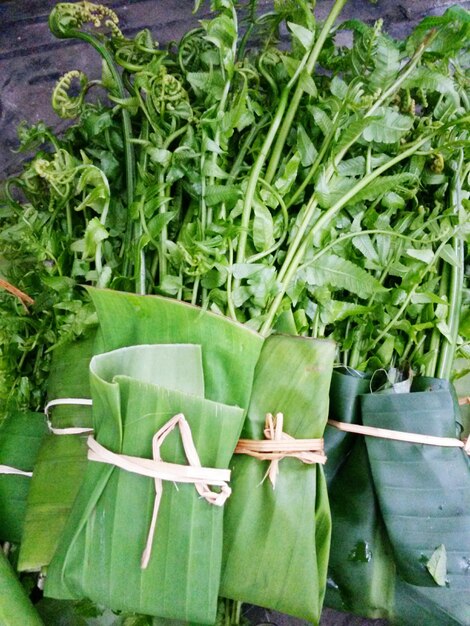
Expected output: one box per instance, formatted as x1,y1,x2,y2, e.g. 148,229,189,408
18,334,95,572
0,549,45,626
325,436,470,625
361,376,470,589
0,410,47,543
45,343,245,622
324,367,371,487
220,334,335,622
324,437,396,619
87,288,264,408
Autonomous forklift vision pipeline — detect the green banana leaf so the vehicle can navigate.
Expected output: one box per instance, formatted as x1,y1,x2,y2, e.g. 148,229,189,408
360,376,470,589
325,436,470,625
325,437,396,620
0,549,44,625
45,343,245,622
18,334,95,572
87,288,264,408
0,411,47,543
324,367,372,486
220,334,336,623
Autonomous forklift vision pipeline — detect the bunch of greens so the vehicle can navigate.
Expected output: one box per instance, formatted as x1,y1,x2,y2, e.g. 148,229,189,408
1,0,468,418
0,0,469,624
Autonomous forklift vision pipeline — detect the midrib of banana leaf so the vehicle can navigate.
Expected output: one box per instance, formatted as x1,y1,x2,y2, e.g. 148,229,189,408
361,376,470,589
19,333,95,572
220,334,335,623
0,549,44,626
324,367,372,487
0,410,47,543
88,288,264,408
45,344,245,623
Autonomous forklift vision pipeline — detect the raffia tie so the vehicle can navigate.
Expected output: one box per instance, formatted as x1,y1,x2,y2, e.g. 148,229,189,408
235,413,326,488
87,413,231,569
44,398,94,435
328,420,470,454
0,465,32,477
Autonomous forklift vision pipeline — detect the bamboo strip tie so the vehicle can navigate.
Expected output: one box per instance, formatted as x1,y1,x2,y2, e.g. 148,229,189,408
235,413,326,488
328,420,470,454
87,413,231,569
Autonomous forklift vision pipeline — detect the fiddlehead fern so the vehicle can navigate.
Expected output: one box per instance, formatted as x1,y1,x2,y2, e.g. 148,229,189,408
52,70,90,119
49,2,122,40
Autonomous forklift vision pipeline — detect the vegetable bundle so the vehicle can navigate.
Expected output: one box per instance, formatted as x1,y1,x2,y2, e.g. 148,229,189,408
0,0,469,624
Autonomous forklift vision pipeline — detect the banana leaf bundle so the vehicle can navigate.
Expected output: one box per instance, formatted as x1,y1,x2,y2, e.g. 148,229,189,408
325,376,470,625
361,377,470,589
0,411,47,544
220,334,335,622
18,335,95,572
44,289,264,621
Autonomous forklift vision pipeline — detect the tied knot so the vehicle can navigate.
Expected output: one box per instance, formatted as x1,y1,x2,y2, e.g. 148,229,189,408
235,412,326,488
87,413,231,570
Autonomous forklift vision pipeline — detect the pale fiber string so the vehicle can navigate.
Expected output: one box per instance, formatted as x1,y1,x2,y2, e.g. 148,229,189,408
328,420,470,454
44,398,94,435
87,413,231,569
0,465,32,477
235,413,326,488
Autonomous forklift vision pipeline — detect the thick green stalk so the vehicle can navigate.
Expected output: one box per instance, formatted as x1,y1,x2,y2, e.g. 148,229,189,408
260,134,433,335
436,155,465,380
265,0,348,184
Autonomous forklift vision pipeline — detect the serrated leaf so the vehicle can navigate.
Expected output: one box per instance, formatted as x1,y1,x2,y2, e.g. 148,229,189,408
330,75,348,100
337,156,366,178
426,545,447,587
362,108,414,143
406,248,435,264
351,234,380,264
319,300,371,324
403,68,460,105
354,173,417,204
369,36,400,90
299,70,317,97
203,161,229,179
438,243,460,267
310,106,333,136
147,212,177,240
304,254,387,298
230,263,265,279
315,172,356,209
205,184,240,207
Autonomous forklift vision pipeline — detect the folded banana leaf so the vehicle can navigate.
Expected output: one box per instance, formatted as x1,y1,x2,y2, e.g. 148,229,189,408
325,434,470,625
0,410,47,543
220,334,335,622
0,549,44,626
18,334,95,572
361,376,470,589
324,367,372,487
325,437,396,620
45,343,246,622
87,288,264,408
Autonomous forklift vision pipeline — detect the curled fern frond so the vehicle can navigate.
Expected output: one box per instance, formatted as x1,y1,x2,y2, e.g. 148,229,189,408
52,70,89,119
49,2,122,40
178,28,214,73
114,30,162,72
138,66,192,121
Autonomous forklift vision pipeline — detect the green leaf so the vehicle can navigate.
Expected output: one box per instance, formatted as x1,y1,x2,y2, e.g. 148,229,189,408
304,254,387,298
406,248,435,264
84,218,109,258
0,551,44,625
274,152,301,196
362,107,414,143
253,202,274,252
310,106,333,136
319,300,371,324
288,21,315,50
426,545,448,587
297,123,318,167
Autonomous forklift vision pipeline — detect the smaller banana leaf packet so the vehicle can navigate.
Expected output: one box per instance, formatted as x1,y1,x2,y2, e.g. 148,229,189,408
0,410,47,544
360,376,470,589
221,334,335,623
18,334,95,572
324,367,372,487
45,344,245,623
